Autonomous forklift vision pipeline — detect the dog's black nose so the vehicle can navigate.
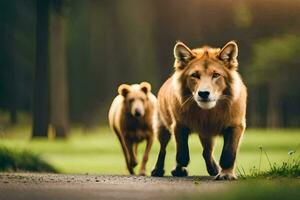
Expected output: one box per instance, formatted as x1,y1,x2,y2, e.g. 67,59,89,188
134,110,142,117
198,91,210,99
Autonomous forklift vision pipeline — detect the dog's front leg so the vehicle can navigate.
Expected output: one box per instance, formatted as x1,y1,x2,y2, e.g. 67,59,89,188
216,125,244,180
199,136,220,176
171,125,190,177
125,139,138,175
139,134,153,176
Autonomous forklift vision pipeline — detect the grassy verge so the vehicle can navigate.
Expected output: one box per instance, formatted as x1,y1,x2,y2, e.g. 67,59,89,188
238,146,300,178
0,146,57,172
0,126,299,176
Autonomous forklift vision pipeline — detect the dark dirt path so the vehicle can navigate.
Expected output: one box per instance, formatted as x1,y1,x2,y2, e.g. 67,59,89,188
0,173,227,200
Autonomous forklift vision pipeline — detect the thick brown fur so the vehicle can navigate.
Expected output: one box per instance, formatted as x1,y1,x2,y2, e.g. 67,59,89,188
108,82,157,175
151,41,247,180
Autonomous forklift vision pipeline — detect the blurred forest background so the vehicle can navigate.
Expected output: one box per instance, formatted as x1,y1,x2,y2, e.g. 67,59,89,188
0,0,300,138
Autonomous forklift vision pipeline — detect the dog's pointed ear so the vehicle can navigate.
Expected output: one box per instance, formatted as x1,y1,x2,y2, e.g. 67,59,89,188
140,82,151,94
174,41,195,69
219,41,238,70
118,84,130,97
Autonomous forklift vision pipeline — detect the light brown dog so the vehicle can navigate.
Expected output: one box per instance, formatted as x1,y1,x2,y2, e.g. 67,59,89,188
151,41,247,180
108,82,157,175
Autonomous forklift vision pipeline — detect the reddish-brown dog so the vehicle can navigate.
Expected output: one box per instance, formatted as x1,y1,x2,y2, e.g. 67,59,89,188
151,41,247,180
109,82,157,175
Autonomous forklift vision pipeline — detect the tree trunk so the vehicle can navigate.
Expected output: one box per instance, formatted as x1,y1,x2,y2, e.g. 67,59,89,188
266,82,281,128
32,0,50,138
4,1,18,124
8,25,17,124
249,90,258,127
49,0,69,138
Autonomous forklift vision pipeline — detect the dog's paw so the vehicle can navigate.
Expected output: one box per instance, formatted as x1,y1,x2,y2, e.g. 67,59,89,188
130,160,138,168
151,168,165,177
208,169,220,176
215,170,237,181
171,166,188,177
207,163,221,176
139,170,146,176
128,168,135,175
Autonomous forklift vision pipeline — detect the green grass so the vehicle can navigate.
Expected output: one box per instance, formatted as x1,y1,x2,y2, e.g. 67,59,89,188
0,126,299,176
0,146,57,172
257,159,300,177
183,179,300,200
239,146,300,178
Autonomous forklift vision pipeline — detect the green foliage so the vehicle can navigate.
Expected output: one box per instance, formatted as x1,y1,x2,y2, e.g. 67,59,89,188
247,34,300,86
238,146,300,178
0,146,57,172
234,2,252,28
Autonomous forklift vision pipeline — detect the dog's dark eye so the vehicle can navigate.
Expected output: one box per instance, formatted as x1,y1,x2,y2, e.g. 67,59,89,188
129,98,134,103
212,72,220,79
139,98,145,102
191,72,200,79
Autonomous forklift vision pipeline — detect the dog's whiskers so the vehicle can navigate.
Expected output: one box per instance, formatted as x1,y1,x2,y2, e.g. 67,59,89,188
180,96,193,110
